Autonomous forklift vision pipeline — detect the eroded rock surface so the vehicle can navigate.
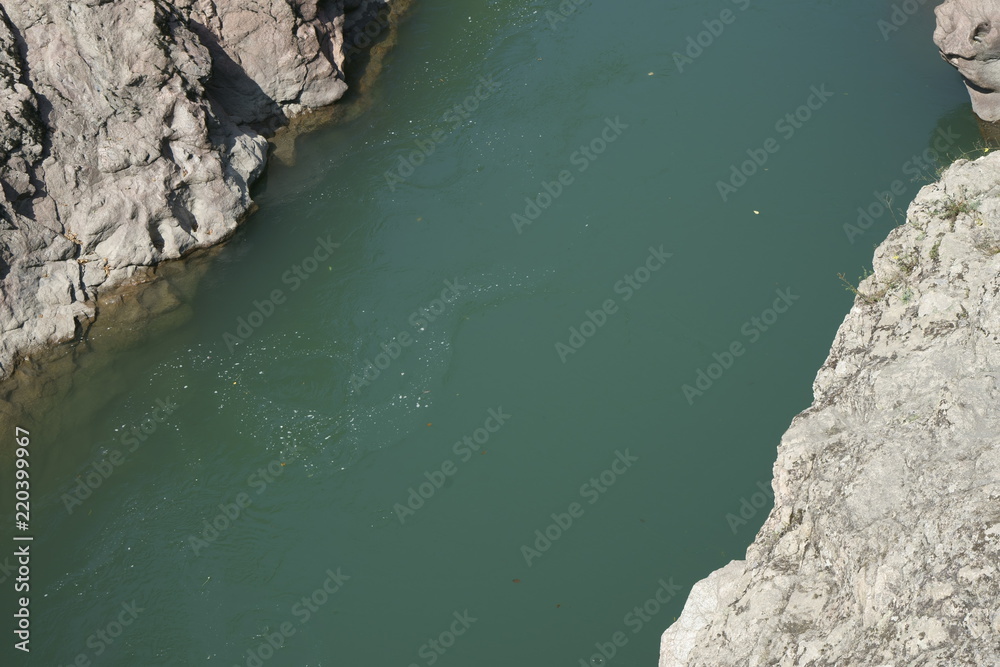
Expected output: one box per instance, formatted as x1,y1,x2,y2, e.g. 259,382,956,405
934,0,1000,121
0,0,392,380
659,153,1000,664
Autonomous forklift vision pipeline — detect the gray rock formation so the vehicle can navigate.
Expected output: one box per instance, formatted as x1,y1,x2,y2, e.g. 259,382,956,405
934,0,1000,121
0,0,393,380
658,153,1000,664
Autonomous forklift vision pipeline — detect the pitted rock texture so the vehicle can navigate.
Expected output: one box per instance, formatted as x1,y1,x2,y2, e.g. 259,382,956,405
934,0,1000,121
0,0,390,380
658,153,1000,665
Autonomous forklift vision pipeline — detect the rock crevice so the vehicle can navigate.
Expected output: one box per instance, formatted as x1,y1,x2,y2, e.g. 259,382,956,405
0,0,392,380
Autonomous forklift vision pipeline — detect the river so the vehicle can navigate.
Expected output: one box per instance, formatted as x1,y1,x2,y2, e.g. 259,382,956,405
0,1,978,665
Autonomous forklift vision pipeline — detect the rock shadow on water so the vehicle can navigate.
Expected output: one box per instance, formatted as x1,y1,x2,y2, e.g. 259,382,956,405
923,103,992,169
268,0,411,166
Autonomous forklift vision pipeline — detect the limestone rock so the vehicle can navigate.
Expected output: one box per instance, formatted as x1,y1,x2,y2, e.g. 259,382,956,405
934,0,1000,121
658,153,1000,664
0,0,393,380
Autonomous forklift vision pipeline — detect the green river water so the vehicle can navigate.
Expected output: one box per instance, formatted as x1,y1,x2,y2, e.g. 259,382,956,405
0,0,981,665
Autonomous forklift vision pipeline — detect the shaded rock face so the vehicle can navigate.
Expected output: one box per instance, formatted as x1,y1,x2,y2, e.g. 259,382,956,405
934,0,1000,121
185,0,348,129
658,153,1000,664
0,0,390,380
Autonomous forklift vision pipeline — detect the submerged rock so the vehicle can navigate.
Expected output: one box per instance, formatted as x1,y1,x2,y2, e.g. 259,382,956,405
658,151,1000,664
0,0,394,381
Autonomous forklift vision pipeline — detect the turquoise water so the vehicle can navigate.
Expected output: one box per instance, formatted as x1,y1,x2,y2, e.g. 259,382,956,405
0,1,979,665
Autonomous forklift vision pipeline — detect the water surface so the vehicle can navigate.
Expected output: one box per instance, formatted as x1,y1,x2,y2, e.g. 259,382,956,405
0,1,977,665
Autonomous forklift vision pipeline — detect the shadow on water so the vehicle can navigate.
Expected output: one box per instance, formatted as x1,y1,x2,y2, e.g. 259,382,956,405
0,0,417,446
931,103,1000,164
975,115,1000,147
266,0,415,166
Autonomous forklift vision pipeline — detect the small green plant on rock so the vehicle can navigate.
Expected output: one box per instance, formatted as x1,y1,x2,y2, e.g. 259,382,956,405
838,266,909,305
893,252,918,275
936,195,978,224
838,270,877,305
974,240,1000,256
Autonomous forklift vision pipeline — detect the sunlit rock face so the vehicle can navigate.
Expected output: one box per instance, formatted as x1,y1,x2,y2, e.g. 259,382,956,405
934,0,1000,121
659,150,1000,665
0,0,391,381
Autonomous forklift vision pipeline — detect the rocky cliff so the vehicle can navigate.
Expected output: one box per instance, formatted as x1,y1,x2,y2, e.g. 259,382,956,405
0,0,392,381
658,152,1000,664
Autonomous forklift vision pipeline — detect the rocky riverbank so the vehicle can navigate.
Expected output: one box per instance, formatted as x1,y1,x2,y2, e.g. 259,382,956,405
0,0,398,384
658,147,1000,664
658,2,1000,663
